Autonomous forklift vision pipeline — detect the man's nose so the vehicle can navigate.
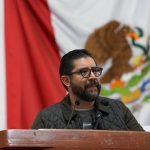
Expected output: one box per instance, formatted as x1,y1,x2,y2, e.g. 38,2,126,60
89,71,96,78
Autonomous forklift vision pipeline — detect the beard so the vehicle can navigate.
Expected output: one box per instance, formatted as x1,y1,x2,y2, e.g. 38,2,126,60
70,79,101,102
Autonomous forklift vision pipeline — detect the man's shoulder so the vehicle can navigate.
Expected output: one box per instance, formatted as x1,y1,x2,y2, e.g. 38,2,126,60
38,95,69,115
96,96,128,119
98,96,125,108
98,96,119,103
39,101,62,115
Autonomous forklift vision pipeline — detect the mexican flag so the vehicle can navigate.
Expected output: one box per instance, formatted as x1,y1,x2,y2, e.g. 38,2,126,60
0,0,150,130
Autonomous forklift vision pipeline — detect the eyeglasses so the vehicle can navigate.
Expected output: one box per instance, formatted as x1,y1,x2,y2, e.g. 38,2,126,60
68,67,103,78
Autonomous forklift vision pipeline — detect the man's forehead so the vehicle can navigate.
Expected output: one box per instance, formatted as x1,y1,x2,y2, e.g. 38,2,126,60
72,57,96,69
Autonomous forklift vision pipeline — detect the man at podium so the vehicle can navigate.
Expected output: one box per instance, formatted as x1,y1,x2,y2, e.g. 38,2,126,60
32,49,144,131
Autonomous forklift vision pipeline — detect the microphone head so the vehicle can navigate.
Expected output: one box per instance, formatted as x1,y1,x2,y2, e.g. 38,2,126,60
75,99,80,105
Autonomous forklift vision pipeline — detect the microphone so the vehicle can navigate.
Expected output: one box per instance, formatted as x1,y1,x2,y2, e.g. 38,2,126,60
94,99,109,129
75,99,80,106
93,111,102,129
65,98,80,129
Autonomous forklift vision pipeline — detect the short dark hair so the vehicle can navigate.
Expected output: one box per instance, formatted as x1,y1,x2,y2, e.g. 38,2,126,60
59,49,95,77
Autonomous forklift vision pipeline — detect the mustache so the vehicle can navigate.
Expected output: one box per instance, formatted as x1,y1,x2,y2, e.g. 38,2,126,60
86,80,99,88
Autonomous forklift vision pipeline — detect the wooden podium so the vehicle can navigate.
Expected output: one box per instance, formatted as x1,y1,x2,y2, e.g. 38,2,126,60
0,129,150,150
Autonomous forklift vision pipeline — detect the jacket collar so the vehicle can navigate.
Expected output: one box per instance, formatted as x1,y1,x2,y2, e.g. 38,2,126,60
95,96,110,114
61,95,110,121
61,95,76,121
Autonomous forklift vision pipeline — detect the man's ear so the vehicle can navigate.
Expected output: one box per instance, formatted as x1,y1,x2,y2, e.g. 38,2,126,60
61,75,70,88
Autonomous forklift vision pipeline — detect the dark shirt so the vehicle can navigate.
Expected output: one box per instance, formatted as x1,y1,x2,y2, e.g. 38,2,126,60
75,108,95,129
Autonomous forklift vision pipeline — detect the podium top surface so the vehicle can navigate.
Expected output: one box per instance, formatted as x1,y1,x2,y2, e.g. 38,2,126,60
0,129,150,149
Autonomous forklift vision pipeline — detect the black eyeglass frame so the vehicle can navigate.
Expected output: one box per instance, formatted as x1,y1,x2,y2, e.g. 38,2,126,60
67,66,103,78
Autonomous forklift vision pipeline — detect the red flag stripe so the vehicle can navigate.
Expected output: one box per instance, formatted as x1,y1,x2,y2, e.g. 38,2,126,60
5,0,65,129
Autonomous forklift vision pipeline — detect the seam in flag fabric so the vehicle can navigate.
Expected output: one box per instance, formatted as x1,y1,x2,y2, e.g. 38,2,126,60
0,0,6,130
1,0,150,130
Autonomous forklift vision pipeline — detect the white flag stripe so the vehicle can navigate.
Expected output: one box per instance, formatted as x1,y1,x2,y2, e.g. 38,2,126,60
48,0,150,56
0,0,7,130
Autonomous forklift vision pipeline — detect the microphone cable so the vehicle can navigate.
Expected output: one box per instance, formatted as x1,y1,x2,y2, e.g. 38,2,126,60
65,99,80,129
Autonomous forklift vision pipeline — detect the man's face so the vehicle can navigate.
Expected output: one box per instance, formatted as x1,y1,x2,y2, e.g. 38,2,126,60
69,57,101,102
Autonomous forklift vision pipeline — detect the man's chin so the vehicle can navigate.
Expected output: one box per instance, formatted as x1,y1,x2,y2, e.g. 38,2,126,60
85,87,100,101
85,92,99,101
86,87,98,95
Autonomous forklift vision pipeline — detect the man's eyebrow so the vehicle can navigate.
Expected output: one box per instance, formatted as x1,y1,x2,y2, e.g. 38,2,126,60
74,67,89,70
74,66,97,71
